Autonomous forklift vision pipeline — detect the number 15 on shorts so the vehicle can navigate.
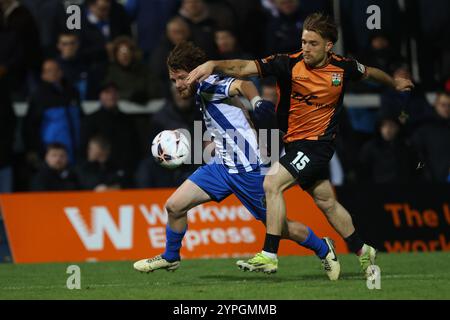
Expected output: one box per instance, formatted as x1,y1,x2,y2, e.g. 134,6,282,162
291,151,310,171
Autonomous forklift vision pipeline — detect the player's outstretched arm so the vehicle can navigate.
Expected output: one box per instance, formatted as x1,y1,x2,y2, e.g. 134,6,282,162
365,66,414,91
187,60,259,84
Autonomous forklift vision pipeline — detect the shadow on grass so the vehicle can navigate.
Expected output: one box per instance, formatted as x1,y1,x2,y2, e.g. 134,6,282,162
198,272,364,283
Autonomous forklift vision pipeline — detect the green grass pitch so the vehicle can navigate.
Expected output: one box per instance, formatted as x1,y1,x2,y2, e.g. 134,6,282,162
1,252,449,299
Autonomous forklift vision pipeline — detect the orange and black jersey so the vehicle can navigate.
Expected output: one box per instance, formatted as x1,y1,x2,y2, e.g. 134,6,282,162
255,51,367,142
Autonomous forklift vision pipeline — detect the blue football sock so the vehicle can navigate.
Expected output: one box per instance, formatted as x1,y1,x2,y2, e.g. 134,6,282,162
161,225,186,262
298,227,329,259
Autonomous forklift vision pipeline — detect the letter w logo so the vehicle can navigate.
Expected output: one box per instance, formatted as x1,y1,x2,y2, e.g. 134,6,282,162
64,206,134,251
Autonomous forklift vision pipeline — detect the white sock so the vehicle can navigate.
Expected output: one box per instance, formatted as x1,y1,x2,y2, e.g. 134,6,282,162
261,250,277,260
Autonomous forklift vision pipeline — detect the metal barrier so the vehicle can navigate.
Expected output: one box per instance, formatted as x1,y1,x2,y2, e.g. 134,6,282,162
11,93,439,117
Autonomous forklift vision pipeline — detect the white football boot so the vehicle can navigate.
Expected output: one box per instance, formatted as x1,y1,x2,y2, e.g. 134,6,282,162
321,237,341,281
133,255,180,273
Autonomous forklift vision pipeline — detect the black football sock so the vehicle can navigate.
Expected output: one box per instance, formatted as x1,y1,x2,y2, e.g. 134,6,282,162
344,231,365,255
263,233,281,254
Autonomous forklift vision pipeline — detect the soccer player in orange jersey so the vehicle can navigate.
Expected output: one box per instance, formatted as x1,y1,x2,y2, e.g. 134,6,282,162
187,13,414,278
134,42,341,280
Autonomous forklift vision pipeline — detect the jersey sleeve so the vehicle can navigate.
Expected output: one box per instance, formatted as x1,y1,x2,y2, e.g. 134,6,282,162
343,58,367,81
198,75,236,102
255,54,291,79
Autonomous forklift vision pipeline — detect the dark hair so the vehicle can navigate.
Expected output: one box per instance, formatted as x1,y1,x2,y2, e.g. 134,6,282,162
436,91,450,99
46,142,67,153
85,0,101,6
303,13,338,44
111,35,141,63
89,135,111,152
215,27,237,38
86,0,112,8
58,31,78,39
41,58,61,73
368,31,390,43
99,81,118,92
436,90,450,96
167,41,208,72
167,16,190,29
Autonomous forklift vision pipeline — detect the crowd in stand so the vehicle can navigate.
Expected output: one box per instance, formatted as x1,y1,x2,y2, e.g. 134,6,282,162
0,0,449,194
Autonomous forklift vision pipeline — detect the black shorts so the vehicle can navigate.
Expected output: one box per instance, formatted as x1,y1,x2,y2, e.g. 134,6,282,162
279,140,335,190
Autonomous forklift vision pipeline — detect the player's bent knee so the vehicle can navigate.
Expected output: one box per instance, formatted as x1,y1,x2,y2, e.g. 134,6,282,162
263,175,281,195
165,199,186,219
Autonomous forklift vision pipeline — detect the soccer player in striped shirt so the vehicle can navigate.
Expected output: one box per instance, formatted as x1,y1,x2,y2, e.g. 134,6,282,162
134,42,340,280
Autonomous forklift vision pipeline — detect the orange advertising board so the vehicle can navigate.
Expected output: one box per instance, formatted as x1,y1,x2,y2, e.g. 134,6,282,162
0,188,348,263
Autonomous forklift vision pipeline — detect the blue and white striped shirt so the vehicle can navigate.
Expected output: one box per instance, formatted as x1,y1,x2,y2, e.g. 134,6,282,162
196,75,261,173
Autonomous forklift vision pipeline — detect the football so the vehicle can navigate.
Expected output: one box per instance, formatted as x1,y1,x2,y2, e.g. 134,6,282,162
151,130,190,169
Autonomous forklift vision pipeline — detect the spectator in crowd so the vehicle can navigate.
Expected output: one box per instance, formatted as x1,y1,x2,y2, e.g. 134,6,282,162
261,0,279,17
350,33,406,93
76,135,130,191
136,154,192,189
24,59,81,166
150,16,192,98
80,0,132,60
0,20,21,193
340,0,403,57
411,92,450,182
357,33,403,74
104,36,162,104
214,28,261,88
177,0,218,59
380,63,432,132
359,114,418,184
226,0,268,57
21,0,66,57
124,0,178,60
0,0,42,95
30,143,79,191
135,84,200,188
149,83,200,142
56,32,90,101
214,28,252,60
80,82,139,172
1,0,448,192
345,64,418,157
334,107,361,184
79,0,132,98
204,0,236,32
413,0,450,90
265,0,304,54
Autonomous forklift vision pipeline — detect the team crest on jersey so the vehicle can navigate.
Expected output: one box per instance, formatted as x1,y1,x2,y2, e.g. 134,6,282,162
331,73,342,86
